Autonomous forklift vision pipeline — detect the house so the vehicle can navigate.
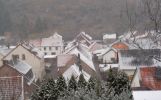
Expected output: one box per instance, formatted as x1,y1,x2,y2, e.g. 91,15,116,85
93,47,118,64
40,32,64,55
59,43,100,80
29,39,42,47
2,42,45,81
75,32,93,47
103,33,117,45
140,67,161,90
118,49,161,79
88,42,103,52
64,44,96,72
0,59,37,100
65,32,94,52
29,32,64,56
57,54,92,81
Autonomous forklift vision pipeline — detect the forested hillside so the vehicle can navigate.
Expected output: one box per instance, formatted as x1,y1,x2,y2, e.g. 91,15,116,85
0,0,138,41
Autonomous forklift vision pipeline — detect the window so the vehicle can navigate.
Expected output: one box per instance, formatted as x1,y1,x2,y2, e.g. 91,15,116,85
52,52,56,55
55,47,58,50
49,47,52,51
22,54,26,60
44,47,46,51
44,52,47,55
12,55,19,60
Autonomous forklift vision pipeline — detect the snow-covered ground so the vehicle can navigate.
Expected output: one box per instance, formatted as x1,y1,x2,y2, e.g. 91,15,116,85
133,91,161,100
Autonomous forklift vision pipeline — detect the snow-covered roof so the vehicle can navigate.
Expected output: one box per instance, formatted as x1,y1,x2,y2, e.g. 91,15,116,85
41,32,63,47
93,48,106,55
44,55,57,59
93,47,117,56
29,39,42,47
103,34,116,40
31,47,44,58
99,64,119,72
88,42,103,52
57,54,74,67
133,91,161,100
80,32,92,40
10,60,32,74
63,64,91,81
68,47,96,71
65,40,76,51
19,42,44,58
0,46,14,56
75,32,93,46
118,49,161,69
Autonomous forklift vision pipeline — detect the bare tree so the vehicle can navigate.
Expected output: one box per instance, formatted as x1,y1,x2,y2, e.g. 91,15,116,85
124,0,161,61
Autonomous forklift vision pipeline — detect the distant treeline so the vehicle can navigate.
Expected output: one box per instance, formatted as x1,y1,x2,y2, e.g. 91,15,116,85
0,0,143,41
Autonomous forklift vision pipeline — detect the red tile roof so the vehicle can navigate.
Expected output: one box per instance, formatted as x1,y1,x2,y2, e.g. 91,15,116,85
140,67,161,90
0,76,23,100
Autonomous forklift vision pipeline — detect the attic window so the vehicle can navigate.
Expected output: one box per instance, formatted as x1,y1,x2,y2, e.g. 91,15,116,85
12,55,19,60
22,54,26,60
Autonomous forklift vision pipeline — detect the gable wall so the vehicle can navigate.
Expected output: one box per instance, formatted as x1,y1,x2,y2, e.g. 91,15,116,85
3,45,45,81
103,50,117,63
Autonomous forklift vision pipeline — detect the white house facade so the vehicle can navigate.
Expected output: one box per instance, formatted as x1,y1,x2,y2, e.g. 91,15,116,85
40,32,64,55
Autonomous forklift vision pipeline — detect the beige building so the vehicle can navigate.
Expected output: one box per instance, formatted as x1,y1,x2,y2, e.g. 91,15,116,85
3,43,45,81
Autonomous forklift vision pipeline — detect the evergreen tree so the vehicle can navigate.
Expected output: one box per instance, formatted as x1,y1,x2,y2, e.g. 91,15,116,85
87,77,96,91
113,71,130,95
78,74,87,88
106,68,131,96
68,75,77,91
57,76,67,91
106,67,115,84
32,72,133,100
31,79,59,100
